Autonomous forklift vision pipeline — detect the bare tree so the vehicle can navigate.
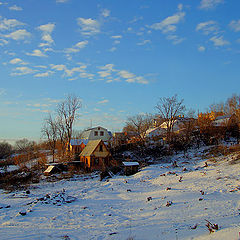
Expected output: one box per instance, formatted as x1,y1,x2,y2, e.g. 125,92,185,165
155,94,185,142
124,113,153,143
15,138,35,153
42,114,58,162
56,94,82,152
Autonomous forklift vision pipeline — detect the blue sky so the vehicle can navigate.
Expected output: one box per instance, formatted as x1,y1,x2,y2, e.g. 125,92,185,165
0,0,240,143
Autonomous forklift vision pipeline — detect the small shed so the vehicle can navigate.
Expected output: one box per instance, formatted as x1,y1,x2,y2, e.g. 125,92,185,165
79,140,111,172
122,162,139,176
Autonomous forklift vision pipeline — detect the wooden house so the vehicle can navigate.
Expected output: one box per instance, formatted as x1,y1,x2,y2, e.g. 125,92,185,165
79,140,112,171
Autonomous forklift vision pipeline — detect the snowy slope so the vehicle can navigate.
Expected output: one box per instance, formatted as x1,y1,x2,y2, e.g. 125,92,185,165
0,148,240,240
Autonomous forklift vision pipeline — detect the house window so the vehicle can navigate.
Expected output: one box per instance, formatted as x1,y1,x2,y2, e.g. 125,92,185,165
100,131,104,136
94,131,98,136
99,145,103,152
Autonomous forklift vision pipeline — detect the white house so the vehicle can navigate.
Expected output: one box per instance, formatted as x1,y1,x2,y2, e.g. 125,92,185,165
212,115,231,127
145,127,166,138
81,126,112,142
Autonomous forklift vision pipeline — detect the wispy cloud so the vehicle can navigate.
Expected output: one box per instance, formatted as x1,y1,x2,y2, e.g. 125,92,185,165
0,39,8,45
166,35,185,44
0,18,25,31
98,64,149,84
137,39,151,45
111,35,122,39
64,40,88,53
98,99,109,104
77,17,100,36
51,64,90,78
101,9,110,18
199,0,224,10
4,29,31,41
196,21,219,35
150,12,185,33
11,67,36,76
198,46,206,52
38,23,55,46
229,19,240,32
34,71,53,77
210,35,229,46
9,5,23,11
26,49,47,57
9,58,28,65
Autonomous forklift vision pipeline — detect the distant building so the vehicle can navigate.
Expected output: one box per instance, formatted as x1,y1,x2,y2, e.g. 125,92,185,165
79,140,112,171
81,126,112,142
212,115,231,127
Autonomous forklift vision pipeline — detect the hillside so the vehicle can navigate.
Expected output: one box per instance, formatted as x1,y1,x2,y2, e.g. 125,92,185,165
0,147,240,240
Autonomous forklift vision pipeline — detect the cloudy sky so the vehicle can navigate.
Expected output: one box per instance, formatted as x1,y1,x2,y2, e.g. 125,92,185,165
0,0,240,142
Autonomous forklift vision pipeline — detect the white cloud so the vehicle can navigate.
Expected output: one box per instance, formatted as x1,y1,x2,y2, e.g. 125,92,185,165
34,71,52,77
77,18,100,36
109,47,117,52
98,71,111,78
0,18,24,30
196,21,218,35
11,67,36,76
198,46,206,52
111,35,122,39
65,40,88,53
38,23,55,46
101,9,110,18
26,49,47,57
0,39,8,45
9,58,28,65
178,4,183,11
98,99,109,104
199,0,224,10
150,12,185,34
229,20,240,32
79,72,94,79
97,64,148,84
4,29,31,41
166,35,185,45
210,35,229,46
51,64,87,77
98,64,115,72
137,39,151,45
9,5,23,11
118,70,135,79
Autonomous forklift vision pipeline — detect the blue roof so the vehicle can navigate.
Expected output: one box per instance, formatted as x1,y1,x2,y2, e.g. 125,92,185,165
70,139,89,146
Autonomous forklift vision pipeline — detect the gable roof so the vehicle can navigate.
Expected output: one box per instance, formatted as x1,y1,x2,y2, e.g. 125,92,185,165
70,139,89,146
79,139,102,157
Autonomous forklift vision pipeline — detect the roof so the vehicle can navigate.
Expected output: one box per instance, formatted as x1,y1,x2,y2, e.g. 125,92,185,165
70,139,89,146
215,115,231,121
122,162,139,166
79,139,102,157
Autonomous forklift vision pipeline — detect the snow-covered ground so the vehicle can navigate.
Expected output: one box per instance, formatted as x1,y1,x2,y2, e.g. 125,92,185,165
0,148,240,240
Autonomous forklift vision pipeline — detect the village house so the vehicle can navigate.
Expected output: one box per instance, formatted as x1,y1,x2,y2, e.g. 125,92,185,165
81,126,112,142
79,139,112,172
